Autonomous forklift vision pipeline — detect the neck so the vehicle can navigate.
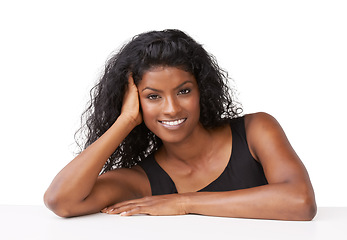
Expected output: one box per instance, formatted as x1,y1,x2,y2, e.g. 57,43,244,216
159,123,214,166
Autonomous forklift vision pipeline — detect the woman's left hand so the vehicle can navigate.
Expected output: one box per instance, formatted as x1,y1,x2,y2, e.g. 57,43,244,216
101,194,187,216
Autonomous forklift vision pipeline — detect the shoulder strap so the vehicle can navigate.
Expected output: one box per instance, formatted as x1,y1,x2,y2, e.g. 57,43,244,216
138,154,177,195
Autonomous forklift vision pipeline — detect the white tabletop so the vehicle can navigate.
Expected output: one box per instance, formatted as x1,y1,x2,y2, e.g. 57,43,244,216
1,205,346,240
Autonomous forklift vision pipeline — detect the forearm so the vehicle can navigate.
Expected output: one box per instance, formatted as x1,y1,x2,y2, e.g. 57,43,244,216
182,183,316,221
44,115,136,207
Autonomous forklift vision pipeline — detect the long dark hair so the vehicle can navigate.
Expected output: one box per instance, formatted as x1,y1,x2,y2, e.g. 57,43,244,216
76,29,242,173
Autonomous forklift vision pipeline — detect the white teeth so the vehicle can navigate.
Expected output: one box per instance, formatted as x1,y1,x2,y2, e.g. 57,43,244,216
161,118,185,126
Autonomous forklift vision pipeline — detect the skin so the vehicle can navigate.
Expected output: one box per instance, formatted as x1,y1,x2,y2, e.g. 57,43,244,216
44,67,317,220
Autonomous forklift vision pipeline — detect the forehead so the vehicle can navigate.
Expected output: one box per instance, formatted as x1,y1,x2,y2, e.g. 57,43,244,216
138,67,196,89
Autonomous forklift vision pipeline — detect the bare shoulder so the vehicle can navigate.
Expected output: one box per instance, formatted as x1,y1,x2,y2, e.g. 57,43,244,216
243,112,290,162
244,112,280,131
244,112,283,141
243,112,308,181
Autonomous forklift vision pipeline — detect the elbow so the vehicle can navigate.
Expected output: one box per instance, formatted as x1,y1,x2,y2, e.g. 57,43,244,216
299,197,317,221
292,191,317,221
43,191,75,218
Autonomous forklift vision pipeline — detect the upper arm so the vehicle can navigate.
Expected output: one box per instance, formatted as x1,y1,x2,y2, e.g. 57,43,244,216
66,166,151,217
245,112,313,186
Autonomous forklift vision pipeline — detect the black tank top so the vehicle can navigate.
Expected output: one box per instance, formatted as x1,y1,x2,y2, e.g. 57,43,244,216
139,116,268,195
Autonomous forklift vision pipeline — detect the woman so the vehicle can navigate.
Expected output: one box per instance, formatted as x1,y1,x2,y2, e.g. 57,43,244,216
44,29,317,220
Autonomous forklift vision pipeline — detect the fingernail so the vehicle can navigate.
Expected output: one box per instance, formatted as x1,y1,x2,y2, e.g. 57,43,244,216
105,208,113,214
120,211,127,216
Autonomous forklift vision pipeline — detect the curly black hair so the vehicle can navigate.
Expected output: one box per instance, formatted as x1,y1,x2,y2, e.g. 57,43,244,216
76,29,242,173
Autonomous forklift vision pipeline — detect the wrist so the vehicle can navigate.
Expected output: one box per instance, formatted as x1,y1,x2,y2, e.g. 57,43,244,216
117,114,139,129
179,192,194,215
107,115,137,141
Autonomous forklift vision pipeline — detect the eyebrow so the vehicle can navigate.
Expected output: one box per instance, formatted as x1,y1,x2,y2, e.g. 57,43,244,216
141,80,193,92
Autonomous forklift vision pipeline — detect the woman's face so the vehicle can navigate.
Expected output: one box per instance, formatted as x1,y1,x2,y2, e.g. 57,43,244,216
137,66,201,144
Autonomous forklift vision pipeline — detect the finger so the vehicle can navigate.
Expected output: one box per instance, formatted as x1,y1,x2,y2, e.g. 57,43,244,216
127,73,136,89
113,196,152,209
102,196,154,214
105,202,143,215
128,73,134,83
105,201,136,212
101,207,108,213
107,204,134,214
120,206,146,217
101,203,128,213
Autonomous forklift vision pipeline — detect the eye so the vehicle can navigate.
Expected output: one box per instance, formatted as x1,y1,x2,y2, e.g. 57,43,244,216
178,88,191,95
147,94,160,100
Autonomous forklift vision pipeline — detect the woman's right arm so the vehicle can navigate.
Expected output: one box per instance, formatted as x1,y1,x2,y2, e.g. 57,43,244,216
44,76,147,217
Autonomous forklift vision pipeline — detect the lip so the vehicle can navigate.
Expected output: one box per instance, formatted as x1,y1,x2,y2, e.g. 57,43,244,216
158,118,187,129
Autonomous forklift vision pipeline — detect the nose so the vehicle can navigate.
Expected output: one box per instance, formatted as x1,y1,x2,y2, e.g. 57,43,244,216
163,96,181,116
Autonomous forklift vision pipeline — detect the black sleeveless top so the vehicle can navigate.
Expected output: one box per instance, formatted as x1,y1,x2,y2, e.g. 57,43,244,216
139,117,268,195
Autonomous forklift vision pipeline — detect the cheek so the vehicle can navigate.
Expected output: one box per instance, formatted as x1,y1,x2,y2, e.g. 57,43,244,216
183,96,200,117
192,100,201,120
140,101,157,124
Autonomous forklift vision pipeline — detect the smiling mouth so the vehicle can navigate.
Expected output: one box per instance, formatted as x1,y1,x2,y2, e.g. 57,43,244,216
159,118,187,127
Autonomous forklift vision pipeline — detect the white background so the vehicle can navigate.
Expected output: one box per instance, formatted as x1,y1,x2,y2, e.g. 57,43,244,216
0,0,346,206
